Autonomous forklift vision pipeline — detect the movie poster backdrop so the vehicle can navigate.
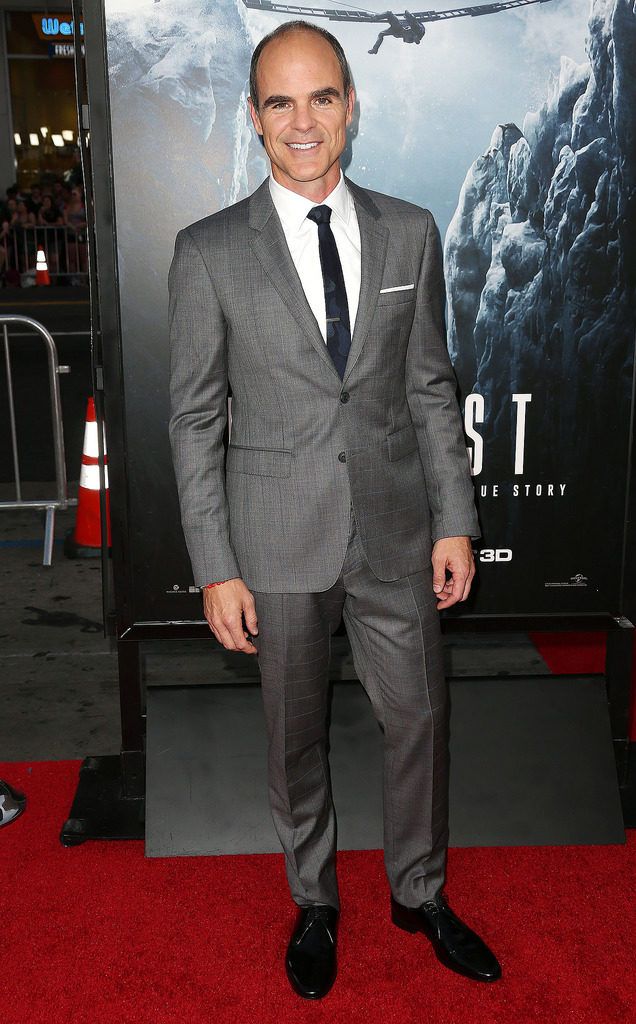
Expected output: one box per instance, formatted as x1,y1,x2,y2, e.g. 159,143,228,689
102,0,635,624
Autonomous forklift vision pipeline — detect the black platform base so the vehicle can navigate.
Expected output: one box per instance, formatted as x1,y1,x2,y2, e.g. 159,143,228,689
60,754,145,846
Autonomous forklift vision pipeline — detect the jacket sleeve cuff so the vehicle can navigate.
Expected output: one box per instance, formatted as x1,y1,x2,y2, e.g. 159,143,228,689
431,517,481,544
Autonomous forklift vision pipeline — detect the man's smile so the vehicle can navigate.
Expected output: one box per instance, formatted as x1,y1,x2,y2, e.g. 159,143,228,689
286,141,321,150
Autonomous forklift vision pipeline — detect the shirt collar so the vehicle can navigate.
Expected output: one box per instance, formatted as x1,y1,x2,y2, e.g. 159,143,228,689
268,171,353,234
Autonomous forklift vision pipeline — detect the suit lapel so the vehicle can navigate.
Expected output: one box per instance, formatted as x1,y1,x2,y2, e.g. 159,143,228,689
343,180,389,384
248,181,339,380
247,177,390,384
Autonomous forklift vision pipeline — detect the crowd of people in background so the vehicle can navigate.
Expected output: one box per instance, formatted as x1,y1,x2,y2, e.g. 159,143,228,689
0,157,87,285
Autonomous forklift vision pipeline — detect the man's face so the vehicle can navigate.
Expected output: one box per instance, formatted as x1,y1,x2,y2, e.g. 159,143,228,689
249,31,354,201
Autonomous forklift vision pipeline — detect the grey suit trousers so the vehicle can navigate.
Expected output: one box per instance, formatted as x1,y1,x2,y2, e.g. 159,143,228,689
252,508,449,911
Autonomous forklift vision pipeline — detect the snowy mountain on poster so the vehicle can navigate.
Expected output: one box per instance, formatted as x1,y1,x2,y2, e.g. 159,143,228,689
105,0,264,242
105,0,591,238
445,0,635,473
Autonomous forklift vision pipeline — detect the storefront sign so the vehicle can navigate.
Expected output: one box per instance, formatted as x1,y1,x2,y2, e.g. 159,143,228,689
32,15,84,41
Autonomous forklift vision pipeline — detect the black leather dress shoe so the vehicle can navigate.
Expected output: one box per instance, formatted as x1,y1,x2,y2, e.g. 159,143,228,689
285,904,338,999
391,893,502,982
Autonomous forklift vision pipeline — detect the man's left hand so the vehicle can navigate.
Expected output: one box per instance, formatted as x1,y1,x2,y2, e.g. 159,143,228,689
431,536,475,610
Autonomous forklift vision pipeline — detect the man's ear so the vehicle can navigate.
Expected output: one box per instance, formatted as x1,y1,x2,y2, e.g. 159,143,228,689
345,87,355,128
248,96,263,137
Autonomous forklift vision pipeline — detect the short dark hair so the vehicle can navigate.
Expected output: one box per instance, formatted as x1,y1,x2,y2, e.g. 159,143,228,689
249,20,352,111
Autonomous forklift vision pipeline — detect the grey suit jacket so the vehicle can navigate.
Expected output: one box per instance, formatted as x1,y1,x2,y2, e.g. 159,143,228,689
168,177,479,592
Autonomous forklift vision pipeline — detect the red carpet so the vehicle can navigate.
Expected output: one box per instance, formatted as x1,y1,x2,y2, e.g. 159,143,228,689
1,761,634,1024
530,631,607,675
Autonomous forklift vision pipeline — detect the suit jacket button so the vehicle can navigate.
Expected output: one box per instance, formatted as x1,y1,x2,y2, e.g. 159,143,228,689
340,391,350,403
338,451,347,463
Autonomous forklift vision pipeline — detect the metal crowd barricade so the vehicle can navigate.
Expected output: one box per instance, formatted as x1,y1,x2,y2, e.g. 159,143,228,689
0,315,75,565
1,225,88,284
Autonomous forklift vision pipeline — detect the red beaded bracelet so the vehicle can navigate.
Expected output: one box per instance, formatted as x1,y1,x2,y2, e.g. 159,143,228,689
202,581,227,590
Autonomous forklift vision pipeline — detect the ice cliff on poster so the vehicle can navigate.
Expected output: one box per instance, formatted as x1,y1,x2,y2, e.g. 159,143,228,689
445,0,636,486
106,0,262,254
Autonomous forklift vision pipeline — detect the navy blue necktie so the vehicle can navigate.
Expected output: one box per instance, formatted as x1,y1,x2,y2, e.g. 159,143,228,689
307,205,351,379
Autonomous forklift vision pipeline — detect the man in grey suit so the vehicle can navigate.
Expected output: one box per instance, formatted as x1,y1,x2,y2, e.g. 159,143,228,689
169,20,501,999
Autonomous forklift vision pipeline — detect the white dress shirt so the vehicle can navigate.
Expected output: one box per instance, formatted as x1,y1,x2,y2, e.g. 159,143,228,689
269,171,361,342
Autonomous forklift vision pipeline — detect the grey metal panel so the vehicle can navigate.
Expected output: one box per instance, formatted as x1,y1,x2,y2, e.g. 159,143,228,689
145,676,625,857
447,677,625,845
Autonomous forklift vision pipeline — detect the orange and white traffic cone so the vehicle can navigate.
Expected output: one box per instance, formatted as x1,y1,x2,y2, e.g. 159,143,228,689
64,397,111,558
35,247,50,286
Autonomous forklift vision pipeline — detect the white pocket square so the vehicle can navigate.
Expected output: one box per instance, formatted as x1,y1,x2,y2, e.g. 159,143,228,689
379,284,415,293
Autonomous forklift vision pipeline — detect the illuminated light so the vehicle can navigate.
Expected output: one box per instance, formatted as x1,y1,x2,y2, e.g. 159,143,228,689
51,134,65,147
14,133,21,146
62,130,74,142
42,17,60,35
41,17,84,37
40,126,48,137
29,133,40,146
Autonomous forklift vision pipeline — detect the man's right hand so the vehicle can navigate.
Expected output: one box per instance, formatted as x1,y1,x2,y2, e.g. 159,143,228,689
202,578,258,654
